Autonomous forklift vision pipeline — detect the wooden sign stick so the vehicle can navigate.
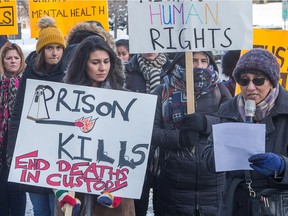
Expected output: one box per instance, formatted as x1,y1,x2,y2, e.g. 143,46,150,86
185,51,195,114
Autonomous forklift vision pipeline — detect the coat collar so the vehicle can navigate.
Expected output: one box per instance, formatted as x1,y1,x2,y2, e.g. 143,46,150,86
217,85,288,121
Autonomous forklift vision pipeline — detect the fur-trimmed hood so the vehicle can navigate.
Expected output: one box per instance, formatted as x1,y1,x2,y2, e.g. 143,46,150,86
66,21,116,51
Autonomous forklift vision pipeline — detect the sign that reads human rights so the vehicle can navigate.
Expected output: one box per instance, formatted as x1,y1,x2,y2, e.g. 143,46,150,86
29,0,109,38
128,0,253,53
0,0,17,34
8,79,157,199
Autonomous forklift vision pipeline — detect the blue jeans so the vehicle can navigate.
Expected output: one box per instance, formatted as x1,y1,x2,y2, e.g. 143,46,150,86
0,163,26,216
29,192,55,216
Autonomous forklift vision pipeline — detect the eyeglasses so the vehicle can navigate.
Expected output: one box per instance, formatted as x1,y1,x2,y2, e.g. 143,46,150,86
237,77,266,86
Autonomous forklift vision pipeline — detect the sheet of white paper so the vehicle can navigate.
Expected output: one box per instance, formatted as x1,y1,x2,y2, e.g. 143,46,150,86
213,123,265,172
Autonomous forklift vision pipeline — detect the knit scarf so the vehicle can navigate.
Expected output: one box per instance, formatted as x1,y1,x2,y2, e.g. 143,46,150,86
193,65,220,96
0,74,21,164
137,53,167,93
238,84,279,122
162,65,220,129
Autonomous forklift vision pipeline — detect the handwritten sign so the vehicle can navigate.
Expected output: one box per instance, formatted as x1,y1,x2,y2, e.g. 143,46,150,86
8,79,157,199
29,0,109,38
128,0,252,53
0,0,17,34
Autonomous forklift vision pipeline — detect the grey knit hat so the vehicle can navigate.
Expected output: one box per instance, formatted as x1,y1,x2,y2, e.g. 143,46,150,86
233,48,280,87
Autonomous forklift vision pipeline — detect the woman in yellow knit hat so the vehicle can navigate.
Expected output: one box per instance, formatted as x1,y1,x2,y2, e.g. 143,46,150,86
6,16,78,216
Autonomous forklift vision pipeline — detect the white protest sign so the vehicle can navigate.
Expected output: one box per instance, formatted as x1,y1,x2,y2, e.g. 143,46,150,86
128,0,253,53
9,79,157,199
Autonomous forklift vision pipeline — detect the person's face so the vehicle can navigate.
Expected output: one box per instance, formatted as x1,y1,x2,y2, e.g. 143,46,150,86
193,52,209,69
44,44,63,69
239,73,273,104
141,53,158,61
117,45,130,62
86,49,110,87
3,49,21,76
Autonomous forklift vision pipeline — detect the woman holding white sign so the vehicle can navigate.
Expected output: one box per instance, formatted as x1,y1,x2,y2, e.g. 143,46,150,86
7,16,80,216
64,35,135,216
152,51,232,216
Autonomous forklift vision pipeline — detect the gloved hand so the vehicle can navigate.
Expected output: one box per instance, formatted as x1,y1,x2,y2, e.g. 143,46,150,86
97,192,122,208
182,113,207,132
54,189,81,216
248,153,285,176
179,129,199,148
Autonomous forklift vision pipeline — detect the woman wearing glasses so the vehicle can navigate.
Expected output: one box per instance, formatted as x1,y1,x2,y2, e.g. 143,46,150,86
203,48,288,216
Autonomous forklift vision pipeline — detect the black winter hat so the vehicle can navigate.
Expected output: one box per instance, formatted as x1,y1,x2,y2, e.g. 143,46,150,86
221,50,241,77
0,35,8,49
166,51,218,74
233,48,280,87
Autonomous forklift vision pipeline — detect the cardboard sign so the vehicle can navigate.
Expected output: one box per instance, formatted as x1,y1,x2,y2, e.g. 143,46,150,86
9,79,157,199
128,0,253,53
29,0,109,38
0,0,17,34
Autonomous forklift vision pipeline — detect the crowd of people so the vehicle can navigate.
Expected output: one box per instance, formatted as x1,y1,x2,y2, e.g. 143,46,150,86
1,15,288,216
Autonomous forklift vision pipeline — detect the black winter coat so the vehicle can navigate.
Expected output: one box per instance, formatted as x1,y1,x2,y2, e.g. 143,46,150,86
124,54,171,93
202,85,288,216
7,52,66,194
152,81,232,216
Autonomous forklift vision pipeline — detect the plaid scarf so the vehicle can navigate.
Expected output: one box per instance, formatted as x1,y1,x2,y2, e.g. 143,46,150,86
193,65,220,96
238,84,279,122
0,74,21,167
162,65,219,129
137,53,167,93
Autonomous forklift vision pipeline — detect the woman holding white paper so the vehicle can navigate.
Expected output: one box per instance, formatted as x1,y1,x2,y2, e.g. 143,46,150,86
203,48,288,216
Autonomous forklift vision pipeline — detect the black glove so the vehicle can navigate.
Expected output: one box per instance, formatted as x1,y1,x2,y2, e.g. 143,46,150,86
179,129,199,148
182,113,207,132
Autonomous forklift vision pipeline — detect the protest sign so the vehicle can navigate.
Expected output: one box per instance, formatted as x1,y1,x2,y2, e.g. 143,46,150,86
9,79,157,199
0,0,17,35
29,0,109,38
253,28,288,89
128,0,252,54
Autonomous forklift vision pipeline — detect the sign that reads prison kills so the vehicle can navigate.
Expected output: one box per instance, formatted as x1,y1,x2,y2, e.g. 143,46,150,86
128,0,253,53
0,0,17,34
8,79,157,199
29,0,109,38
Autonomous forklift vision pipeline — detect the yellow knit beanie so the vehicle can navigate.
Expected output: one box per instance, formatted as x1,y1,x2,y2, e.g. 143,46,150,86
36,16,66,53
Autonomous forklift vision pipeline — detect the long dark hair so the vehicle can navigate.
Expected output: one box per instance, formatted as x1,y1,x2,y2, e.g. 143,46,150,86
64,35,125,89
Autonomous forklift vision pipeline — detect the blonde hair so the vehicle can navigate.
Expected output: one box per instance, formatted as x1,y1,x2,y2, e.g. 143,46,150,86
0,42,26,76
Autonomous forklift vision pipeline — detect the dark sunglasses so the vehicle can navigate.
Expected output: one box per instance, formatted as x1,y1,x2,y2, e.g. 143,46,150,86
237,77,266,86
